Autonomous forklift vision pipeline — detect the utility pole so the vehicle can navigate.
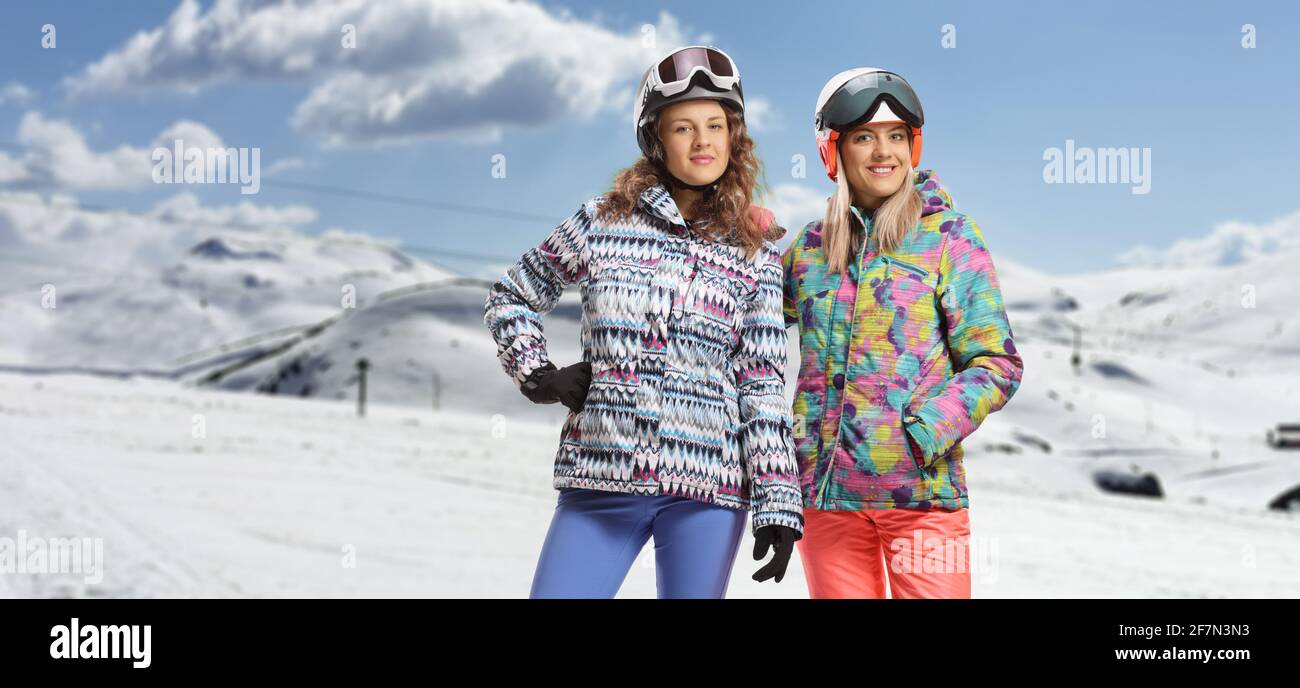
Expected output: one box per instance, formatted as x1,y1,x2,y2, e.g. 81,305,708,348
356,358,370,417
432,370,441,412
1070,322,1082,375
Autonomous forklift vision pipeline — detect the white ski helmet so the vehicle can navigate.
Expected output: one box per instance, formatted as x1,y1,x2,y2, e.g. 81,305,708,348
632,45,745,161
814,67,924,182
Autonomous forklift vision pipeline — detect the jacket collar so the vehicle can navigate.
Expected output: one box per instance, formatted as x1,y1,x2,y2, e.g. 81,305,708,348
638,182,778,245
849,204,874,232
637,183,690,233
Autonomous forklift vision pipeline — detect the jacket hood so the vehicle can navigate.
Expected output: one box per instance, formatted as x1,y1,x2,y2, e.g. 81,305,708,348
915,169,954,216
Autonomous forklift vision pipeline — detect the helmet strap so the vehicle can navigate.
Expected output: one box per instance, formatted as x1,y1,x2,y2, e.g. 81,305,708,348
652,157,719,193
664,170,718,193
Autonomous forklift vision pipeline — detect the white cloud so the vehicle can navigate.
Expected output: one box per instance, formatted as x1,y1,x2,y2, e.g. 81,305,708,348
0,82,34,106
1116,210,1300,269
763,182,828,233
0,152,25,185
264,157,306,176
14,112,155,189
66,0,689,147
0,112,228,191
745,97,781,133
150,192,317,230
0,189,319,277
154,120,226,152
320,226,400,247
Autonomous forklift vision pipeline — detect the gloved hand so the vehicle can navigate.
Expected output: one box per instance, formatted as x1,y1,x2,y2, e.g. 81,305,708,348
520,361,592,414
752,524,800,583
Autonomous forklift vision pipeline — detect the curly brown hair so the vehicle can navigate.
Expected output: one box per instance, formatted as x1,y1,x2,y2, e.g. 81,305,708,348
595,103,768,260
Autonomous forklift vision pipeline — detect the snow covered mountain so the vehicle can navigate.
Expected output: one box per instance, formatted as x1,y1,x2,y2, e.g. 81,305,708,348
0,191,581,420
7,229,456,370
3,190,1299,603
987,245,1300,513
203,279,582,421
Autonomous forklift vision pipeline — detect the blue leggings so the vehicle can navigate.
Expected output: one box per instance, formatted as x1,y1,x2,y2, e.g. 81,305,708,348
529,487,748,599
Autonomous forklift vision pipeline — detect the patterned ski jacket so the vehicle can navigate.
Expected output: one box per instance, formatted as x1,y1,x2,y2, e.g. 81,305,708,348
483,183,804,536
782,170,1022,511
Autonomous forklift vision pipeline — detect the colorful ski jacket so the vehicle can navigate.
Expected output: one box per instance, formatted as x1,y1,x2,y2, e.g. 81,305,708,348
781,170,1022,511
483,183,804,536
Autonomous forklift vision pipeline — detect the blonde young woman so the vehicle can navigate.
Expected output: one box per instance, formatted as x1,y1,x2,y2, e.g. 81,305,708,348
781,68,1023,598
484,46,803,598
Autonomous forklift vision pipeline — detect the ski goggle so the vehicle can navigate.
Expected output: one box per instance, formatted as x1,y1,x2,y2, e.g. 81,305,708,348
651,46,740,97
815,70,924,133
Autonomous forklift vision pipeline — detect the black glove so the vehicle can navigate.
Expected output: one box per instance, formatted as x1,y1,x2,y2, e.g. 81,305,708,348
752,524,800,583
520,361,592,414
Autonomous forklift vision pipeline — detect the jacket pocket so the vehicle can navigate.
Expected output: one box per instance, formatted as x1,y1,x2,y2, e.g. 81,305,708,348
588,261,651,315
872,256,939,337
900,336,949,472
561,406,583,445
683,263,742,332
585,261,649,364
879,256,936,300
901,407,927,475
882,255,929,279
575,359,637,479
796,289,835,343
722,388,743,485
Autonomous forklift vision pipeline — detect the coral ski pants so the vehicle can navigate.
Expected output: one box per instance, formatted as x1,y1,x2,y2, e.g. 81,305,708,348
529,487,747,599
797,507,972,599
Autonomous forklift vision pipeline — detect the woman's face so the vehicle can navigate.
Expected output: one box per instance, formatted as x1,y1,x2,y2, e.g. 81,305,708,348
840,120,911,208
656,99,730,186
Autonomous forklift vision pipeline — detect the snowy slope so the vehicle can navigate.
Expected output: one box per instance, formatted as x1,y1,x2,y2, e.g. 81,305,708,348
986,248,1300,513
205,280,583,421
0,191,590,421
2,371,1297,599
0,206,456,370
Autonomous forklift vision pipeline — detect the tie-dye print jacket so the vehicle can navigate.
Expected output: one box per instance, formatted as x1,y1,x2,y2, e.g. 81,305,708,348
483,183,804,536
781,170,1022,511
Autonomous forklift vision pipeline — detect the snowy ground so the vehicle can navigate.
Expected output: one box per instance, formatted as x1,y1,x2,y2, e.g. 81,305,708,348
3,370,1297,598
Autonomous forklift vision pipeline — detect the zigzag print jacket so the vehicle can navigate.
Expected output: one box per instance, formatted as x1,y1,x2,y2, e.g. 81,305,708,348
783,170,1023,512
483,183,804,536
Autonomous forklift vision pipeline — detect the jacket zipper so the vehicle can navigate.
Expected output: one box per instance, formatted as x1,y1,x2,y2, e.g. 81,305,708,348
816,220,870,510
814,274,840,509
882,255,929,279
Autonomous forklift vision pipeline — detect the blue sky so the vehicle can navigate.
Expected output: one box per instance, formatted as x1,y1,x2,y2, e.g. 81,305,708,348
1,0,1297,276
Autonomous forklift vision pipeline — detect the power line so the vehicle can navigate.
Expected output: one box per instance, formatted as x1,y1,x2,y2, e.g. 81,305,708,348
260,179,556,224
0,138,561,267
0,192,524,268
0,139,559,225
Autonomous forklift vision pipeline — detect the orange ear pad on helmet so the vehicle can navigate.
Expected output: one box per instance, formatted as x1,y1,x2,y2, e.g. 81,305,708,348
817,130,840,182
817,127,924,182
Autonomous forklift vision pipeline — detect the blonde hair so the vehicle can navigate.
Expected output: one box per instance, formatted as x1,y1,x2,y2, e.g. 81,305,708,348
822,149,923,274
